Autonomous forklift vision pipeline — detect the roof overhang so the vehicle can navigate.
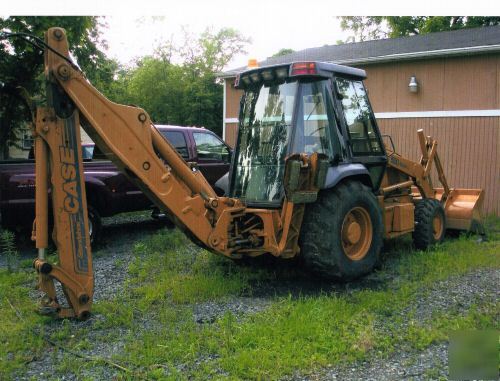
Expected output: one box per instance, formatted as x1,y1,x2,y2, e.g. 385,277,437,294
334,44,500,66
219,44,500,79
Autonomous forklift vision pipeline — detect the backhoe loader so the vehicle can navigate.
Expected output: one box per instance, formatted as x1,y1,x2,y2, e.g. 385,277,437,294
21,28,483,319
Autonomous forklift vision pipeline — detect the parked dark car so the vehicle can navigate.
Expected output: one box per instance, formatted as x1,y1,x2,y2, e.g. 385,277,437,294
0,125,231,243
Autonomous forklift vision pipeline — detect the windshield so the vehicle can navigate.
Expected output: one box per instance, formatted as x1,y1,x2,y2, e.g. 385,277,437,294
231,78,344,204
230,81,297,203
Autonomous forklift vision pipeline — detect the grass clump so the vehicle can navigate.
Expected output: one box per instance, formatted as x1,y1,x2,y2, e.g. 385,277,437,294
0,269,48,379
0,229,20,272
127,229,253,308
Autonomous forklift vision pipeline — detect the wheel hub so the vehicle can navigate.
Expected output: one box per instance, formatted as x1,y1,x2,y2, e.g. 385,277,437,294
341,207,373,261
345,221,361,244
432,214,443,240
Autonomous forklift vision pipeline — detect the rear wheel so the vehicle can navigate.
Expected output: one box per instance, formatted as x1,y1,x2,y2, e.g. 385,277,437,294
300,180,383,280
413,198,445,250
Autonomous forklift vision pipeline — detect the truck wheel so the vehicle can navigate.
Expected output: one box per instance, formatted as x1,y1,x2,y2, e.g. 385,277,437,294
87,206,102,246
300,181,383,280
413,198,445,250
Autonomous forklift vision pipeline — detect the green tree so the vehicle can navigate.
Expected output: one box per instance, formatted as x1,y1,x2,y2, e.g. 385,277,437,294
126,57,186,125
339,16,386,42
339,16,500,42
0,16,116,158
179,27,250,74
121,27,249,136
271,48,295,58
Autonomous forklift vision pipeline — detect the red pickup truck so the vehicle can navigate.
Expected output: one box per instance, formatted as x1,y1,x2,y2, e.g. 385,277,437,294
0,125,231,243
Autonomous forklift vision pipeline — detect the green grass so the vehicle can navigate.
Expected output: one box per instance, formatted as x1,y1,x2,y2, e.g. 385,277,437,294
1,218,499,380
0,270,49,378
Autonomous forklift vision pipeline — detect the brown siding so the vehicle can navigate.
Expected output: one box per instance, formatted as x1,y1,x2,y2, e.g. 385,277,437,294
225,79,243,119
363,63,398,112
362,53,499,113
497,57,500,108
378,117,499,214
225,123,238,148
442,55,498,110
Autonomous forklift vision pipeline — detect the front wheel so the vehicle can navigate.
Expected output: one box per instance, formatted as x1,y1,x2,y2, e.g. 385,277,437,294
413,198,445,250
300,181,383,280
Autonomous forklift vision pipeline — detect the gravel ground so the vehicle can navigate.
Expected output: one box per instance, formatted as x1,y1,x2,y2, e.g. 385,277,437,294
193,297,272,324
289,343,448,381
286,269,499,381
4,213,498,380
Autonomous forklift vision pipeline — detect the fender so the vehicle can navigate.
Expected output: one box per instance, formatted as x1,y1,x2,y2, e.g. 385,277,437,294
83,177,110,214
322,163,372,189
215,163,373,197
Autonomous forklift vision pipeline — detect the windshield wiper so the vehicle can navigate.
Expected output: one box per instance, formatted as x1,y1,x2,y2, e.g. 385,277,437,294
306,98,321,121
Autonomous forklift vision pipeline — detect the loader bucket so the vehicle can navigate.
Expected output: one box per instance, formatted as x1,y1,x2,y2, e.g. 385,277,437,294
434,188,485,232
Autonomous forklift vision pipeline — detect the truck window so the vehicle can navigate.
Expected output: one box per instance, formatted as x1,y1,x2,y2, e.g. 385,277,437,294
193,132,230,162
82,145,94,160
162,131,189,159
336,78,383,156
30,145,95,160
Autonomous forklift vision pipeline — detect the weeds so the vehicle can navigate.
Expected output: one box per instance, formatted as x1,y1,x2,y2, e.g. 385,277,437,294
0,229,19,272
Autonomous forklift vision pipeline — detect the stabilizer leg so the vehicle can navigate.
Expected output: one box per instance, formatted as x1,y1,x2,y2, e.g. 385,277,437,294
32,107,93,319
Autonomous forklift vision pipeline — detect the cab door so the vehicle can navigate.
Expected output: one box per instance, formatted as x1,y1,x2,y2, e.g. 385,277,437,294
333,76,387,189
191,131,231,186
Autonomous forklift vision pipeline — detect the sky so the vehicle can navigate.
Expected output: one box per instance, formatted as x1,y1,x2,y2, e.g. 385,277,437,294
101,5,351,71
5,0,498,71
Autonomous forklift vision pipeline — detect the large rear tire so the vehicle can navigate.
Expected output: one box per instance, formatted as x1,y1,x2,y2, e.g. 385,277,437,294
413,198,445,250
299,181,383,280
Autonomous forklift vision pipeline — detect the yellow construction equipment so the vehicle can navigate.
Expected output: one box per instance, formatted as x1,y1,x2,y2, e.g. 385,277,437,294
20,28,484,319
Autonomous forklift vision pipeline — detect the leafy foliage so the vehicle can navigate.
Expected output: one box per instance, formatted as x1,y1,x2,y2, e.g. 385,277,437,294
339,16,386,42
0,18,248,157
340,16,500,42
113,27,249,136
0,16,117,158
271,48,295,58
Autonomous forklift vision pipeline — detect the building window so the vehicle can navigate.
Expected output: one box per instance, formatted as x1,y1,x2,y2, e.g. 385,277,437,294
22,130,33,150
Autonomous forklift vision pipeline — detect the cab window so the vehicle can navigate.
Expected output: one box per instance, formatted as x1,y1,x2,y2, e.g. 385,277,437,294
336,78,383,155
193,132,230,162
292,80,343,158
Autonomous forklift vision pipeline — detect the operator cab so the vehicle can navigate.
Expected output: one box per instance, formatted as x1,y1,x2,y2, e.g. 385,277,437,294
230,61,387,206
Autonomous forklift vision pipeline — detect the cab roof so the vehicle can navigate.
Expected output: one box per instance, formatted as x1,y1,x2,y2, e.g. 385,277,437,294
240,61,366,80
